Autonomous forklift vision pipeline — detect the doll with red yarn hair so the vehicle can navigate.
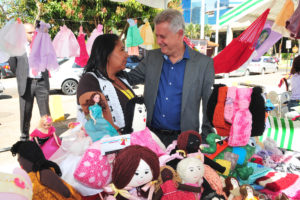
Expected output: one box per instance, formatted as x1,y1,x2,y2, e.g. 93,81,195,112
108,145,160,200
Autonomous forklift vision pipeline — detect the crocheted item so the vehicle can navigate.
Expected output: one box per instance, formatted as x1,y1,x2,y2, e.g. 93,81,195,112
272,0,295,37
74,141,112,189
215,159,231,176
249,87,265,136
160,180,196,200
86,24,103,55
228,88,253,146
224,87,237,124
207,84,226,126
139,21,154,50
0,18,27,57
52,25,80,58
29,21,59,73
286,0,300,39
126,19,143,48
213,86,231,136
75,33,89,67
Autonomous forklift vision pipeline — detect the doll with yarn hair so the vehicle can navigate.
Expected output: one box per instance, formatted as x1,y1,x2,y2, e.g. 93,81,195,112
239,185,258,200
177,157,205,200
106,145,160,200
153,166,202,200
30,115,61,159
84,92,119,142
10,141,81,200
223,176,242,200
121,96,166,156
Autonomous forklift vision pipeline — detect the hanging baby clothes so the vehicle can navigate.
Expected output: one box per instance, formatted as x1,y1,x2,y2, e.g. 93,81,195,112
29,21,59,73
75,27,89,67
139,19,154,50
272,0,295,37
52,25,79,58
86,24,103,55
286,0,300,39
0,18,27,58
126,19,144,56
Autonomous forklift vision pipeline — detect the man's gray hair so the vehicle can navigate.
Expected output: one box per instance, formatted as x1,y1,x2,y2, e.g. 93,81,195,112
154,9,185,33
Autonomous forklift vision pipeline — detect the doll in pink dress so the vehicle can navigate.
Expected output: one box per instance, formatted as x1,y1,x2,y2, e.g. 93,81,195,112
30,115,61,159
75,26,89,67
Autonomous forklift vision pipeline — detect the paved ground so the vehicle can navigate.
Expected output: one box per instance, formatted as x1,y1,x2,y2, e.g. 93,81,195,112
0,68,289,173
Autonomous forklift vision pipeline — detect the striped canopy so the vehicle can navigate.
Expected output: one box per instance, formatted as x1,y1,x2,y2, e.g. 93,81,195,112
219,0,299,27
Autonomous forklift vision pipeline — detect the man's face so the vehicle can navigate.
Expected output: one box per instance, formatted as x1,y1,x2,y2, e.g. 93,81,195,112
24,24,35,43
155,22,183,57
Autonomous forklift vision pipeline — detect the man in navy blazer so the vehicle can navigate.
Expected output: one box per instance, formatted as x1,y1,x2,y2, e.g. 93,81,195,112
125,9,215,146
9,23,50,141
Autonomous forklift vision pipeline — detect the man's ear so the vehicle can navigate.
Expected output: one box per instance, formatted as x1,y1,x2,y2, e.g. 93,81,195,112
177,29,184,37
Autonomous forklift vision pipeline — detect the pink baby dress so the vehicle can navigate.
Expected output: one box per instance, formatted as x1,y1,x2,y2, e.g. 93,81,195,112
75,33,89,67
86,24,103,55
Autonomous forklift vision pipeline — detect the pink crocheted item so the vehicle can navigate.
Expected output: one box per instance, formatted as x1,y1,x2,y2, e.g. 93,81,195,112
228,88,253,146
74,140,111,189
224,87,237,124
86,24,103,55
75,33,89,67
52,25,80,58
130,127,166,157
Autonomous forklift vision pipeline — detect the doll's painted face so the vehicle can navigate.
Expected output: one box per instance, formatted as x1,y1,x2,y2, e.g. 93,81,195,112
131,103,147,132
93,94,101,103
231,178,239,188
180,159,204,184
246,186,253,196
127,159,153,188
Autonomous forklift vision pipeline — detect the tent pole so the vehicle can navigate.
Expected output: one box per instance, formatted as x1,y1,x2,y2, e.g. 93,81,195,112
215,0,220,55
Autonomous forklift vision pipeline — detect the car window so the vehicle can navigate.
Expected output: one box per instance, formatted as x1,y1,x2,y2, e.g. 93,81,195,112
72,63,82,68
252,58,261,62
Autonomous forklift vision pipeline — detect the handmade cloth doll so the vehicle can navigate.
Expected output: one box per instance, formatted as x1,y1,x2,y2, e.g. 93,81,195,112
121,96,166,155
0,18,27,57
223,176,242,200
153,166,201,200
177,157,205,200
75,26,89,67
10,141,81,200
106,145,160,200
52,24,80,58
286,0,300,39
29,20,59,73
84,92,119,142
86,24,103,55
0,168,33,200
126,19,143,56
239,184,259,200
30,115,61,159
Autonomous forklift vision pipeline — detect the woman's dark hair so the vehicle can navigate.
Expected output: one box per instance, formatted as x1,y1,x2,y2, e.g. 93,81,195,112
83,34,125,80
290,55,300,74
121,96,145,134
84,92,106,109
11,141,62,176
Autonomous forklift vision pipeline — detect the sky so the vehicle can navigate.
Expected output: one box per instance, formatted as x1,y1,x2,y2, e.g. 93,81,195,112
191,0,216,11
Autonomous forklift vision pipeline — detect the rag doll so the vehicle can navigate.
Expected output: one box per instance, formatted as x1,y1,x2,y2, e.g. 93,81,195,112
177,157,205,200
0,168,32,200
121,96,166,155
30,115,61,159
10,141,81,200
223,176,242,200
169,130,227,199
239,184,259,200
84,92,119,142
106,145,160,200
153,166,202,200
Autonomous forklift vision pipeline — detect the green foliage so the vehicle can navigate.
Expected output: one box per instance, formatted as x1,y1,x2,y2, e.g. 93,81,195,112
185,23,212,39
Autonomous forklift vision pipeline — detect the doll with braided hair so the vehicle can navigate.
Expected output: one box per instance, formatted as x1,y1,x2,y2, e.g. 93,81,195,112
10,141,81,200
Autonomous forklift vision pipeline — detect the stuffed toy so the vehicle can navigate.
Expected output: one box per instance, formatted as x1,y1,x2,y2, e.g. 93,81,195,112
30,115,61,159
167,130,227,199
223,176,242,200
0,168,33,200
121,96,166,155
106,145,160,200
10,141,81,200
177,157,205,200
202,133,255,180
84,92,119,142
239,184,259,200
153,166,202,200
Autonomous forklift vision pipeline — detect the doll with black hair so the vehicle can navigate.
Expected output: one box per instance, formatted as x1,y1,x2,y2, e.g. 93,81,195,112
10,141,81,200
121,96,166,155
153,166,202,200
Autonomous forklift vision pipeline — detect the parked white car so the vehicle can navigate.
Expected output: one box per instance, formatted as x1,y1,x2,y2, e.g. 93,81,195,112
246,56,279,75
0,81,4,95
49,57,84,95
